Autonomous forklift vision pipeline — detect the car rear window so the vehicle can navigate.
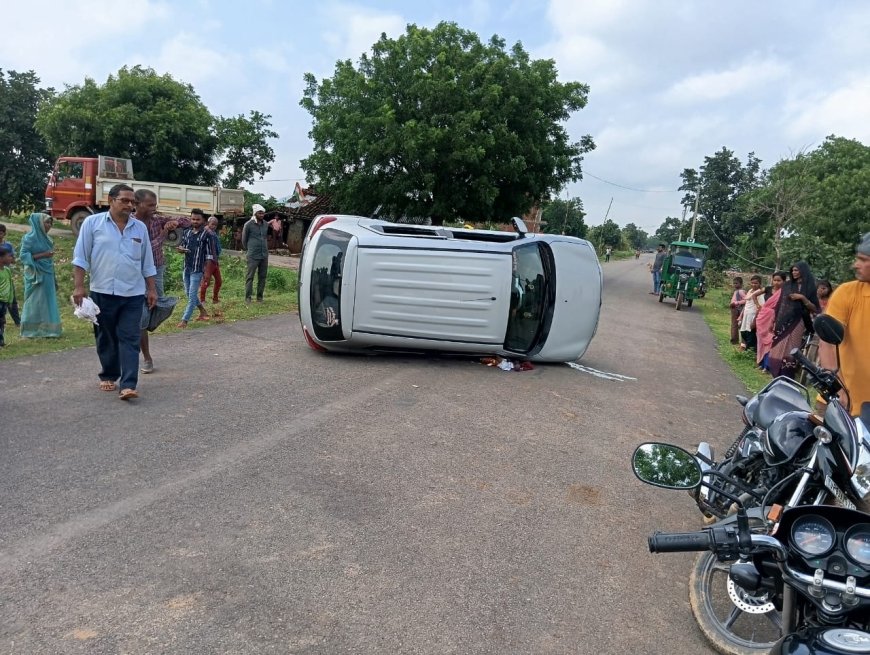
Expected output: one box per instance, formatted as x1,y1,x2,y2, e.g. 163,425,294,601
504,243,553,353
310,228,350,341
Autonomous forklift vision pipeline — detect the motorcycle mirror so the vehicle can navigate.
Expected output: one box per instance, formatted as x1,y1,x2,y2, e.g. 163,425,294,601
631,443,702,490
814,314,845,345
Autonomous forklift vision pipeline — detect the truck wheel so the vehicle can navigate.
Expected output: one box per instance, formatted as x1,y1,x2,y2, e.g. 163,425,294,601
70,209,91,236
676,291,684,311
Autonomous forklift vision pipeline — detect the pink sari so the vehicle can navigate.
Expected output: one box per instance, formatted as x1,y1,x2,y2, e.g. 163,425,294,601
755,288,780,365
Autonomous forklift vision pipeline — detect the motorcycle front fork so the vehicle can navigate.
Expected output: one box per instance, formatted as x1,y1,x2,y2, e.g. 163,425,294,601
785,447,819,508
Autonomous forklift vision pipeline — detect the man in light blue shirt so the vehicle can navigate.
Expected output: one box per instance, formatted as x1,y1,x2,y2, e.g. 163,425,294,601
73,183,157,400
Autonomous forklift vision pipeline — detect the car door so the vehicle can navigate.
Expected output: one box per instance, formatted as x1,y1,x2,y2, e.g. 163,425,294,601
352,246,511,344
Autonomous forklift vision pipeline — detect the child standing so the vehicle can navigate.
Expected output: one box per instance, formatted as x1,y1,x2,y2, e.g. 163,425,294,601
0,224,21,327
729,277,746,345
0,243,16,347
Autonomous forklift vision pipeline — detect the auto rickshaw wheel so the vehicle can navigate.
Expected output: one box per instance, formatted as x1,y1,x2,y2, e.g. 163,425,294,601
658,292,664,303
687,299,693,308
675,291,684,310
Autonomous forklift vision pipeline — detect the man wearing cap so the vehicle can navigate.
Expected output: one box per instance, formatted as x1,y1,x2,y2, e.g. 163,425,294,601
242,204,269,303
818,233,870,416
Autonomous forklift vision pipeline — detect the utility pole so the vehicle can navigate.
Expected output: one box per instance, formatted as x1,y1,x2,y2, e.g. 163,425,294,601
689,187,700,241
678,205,687,242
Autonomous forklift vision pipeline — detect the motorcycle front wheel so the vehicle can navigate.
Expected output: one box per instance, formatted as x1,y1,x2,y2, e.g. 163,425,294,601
689,551,782,655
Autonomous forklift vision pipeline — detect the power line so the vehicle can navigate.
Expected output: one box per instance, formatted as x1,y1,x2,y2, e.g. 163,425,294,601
697,213,776,271
582,171,683,194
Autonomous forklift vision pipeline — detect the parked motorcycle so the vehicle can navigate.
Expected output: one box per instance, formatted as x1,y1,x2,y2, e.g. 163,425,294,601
644,315,870,654
633,443,870,655
694,316,864,521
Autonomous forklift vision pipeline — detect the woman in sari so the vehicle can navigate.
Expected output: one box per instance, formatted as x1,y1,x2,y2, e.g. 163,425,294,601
755,271,786,369
767,261,818,378
19,213,62,337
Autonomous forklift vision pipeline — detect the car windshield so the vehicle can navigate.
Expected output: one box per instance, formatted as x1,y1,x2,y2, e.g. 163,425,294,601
310,228,350,341
672,252,704,270
504,243,551,353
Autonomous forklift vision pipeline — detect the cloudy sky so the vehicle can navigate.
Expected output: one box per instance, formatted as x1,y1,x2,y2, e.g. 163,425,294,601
4,0,868,233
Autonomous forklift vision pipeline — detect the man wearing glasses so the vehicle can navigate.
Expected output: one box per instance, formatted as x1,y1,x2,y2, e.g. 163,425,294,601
72,184,157,401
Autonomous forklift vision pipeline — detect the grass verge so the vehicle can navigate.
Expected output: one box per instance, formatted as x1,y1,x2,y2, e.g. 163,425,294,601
697,286,771,394
0,230,297,361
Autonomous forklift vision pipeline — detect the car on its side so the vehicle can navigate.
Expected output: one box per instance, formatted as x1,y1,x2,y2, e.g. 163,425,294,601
298,216,602,362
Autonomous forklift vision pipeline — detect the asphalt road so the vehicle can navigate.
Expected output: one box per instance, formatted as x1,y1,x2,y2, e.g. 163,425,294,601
0,255,744,654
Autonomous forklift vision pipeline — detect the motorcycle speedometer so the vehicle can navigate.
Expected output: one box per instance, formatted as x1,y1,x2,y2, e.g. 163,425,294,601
791,515,836,558
845,525,870,566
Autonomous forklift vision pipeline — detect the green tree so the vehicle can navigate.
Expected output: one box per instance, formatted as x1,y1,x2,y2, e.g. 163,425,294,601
300,21,594,223
216,110,279,188
621,222,648,249
654,216,682,244
679,148,762,262
37,66,219,185
541,197,587,238
243,190,283,215
798,136,870,245
0,69,53,215
587,218,622,251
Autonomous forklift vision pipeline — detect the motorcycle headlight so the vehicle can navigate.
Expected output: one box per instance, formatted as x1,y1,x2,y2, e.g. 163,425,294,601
679,273,688,282
851,440,870,500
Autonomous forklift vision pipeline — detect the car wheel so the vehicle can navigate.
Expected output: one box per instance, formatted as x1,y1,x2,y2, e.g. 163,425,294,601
70,209,91,236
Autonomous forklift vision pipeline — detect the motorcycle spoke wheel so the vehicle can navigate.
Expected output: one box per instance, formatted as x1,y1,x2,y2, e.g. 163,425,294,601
689,551,782,655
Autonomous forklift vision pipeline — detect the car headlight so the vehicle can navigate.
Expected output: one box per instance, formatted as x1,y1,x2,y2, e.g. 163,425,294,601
851,440,870,500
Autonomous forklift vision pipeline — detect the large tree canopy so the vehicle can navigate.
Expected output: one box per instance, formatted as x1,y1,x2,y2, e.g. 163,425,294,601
0,69,53,215
36,66,277,188
679,147,762,262
541,197,587,238
300,22,594,222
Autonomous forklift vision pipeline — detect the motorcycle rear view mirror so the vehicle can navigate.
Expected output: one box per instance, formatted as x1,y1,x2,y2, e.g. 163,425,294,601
631,443,702,490
814,314,845,345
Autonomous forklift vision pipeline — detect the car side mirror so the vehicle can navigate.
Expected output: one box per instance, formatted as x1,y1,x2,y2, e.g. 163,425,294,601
511,217,528,237
814,314,845,345
632,442,702,490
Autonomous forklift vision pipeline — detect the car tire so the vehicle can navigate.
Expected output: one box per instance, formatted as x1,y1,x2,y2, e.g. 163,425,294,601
70,209,91,236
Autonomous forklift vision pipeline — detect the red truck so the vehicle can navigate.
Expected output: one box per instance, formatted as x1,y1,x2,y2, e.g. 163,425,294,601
45,155,245,235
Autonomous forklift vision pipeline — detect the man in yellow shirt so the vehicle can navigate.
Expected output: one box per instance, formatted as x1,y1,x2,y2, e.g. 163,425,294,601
819,233,870,416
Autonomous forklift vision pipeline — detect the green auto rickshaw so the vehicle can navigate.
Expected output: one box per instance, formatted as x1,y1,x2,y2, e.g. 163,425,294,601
659,240,708,310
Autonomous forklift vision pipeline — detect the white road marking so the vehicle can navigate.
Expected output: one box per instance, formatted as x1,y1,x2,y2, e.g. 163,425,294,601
565,362,637,381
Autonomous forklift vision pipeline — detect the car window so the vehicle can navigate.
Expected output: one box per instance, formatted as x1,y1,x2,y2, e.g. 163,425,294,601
504,243,550,353
310,228,350,341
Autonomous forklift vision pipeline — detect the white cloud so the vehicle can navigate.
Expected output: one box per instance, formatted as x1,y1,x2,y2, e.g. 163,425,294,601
785,76,870,143
321,4,407,62
662,58,789,103
1,0,171,87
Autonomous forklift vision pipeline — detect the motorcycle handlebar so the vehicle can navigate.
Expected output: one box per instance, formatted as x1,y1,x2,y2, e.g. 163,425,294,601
789,348,842,399
648,531,714,553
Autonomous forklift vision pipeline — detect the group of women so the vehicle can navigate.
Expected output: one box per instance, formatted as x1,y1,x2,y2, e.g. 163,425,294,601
750,261,831,378
16,212,62,339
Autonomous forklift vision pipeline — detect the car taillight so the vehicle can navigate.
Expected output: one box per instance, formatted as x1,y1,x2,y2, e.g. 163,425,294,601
302,326,327,352
308,216,337,239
